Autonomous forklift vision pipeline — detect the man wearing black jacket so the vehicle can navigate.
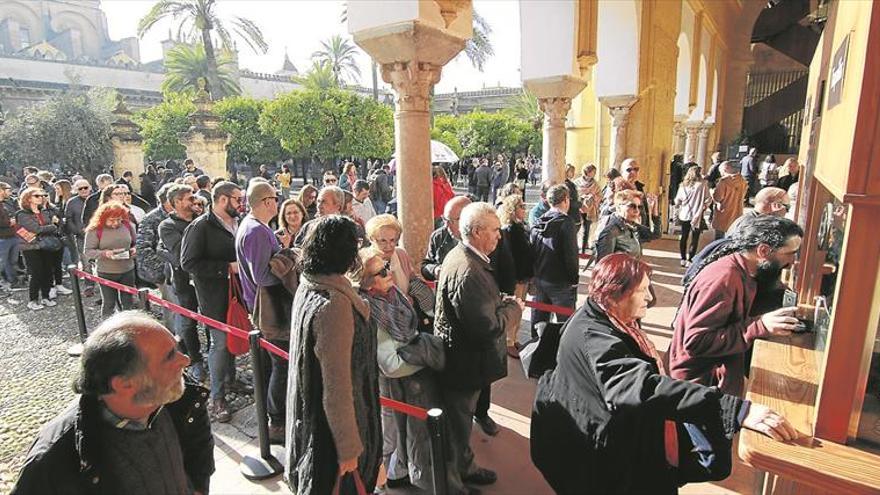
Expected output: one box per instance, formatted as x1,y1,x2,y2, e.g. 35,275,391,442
530,184,579,337
12,311,214,495
80,174,116,227
180,181,243,422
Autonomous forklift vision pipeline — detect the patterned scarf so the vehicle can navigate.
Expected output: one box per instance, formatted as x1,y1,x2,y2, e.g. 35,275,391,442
364,286,417,343
605,308,680,468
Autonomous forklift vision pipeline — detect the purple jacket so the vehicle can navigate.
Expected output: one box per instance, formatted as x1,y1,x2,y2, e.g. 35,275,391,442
235,214,281,311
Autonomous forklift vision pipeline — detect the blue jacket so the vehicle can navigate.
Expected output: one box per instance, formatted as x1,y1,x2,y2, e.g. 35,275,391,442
530,209,579,286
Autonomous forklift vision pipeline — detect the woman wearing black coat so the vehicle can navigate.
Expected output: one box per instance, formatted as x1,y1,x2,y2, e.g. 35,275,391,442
531,254,796,494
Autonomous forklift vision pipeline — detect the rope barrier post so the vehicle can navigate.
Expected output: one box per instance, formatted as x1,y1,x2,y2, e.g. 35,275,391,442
137,288,151,312
66,265,88,357
240,330,283,480
427,408,449,495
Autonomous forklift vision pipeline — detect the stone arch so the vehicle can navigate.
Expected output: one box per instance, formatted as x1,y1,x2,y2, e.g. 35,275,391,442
0,0,44,47
674,31,691,116
595,0,640,97
49,10,101,58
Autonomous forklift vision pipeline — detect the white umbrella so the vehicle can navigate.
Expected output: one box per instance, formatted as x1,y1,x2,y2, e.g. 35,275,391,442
392,140,460,164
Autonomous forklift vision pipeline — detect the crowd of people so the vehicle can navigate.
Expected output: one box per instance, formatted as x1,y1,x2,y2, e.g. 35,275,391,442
9,147,805,495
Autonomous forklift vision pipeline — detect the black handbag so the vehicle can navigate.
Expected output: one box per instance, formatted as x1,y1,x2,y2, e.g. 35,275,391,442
37,234,63,251
520,321,564,378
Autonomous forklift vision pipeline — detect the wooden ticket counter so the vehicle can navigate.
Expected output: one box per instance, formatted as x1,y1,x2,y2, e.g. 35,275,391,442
738,1,880,492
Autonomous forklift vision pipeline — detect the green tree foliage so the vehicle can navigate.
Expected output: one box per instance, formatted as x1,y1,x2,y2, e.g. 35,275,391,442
294,60,338,90
162,43,241,96
138,0,267,99
133,92,195,161
260,88,392,163
214,96,284,165
0,89,114,177
431,111,540,158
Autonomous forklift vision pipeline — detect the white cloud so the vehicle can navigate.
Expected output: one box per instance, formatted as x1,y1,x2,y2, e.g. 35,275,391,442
101,0,522,94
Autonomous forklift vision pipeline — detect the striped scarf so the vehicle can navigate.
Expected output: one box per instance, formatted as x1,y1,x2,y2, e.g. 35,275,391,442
605,308,680,468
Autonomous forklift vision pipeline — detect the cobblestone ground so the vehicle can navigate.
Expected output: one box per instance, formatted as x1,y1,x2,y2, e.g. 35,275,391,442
0,281,255,492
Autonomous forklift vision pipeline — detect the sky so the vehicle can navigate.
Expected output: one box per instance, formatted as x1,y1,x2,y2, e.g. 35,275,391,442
101,0,523,94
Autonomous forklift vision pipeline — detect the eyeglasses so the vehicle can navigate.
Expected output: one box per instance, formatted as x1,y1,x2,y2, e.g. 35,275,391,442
33,194,48,198
373,260,391,278
77,186,90,191
324,178,338,184
625,202,640,210
774,202,791,212
261,196,278,203
625,168,640,173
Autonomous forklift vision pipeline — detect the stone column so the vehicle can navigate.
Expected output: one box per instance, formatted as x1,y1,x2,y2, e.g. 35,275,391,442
178,80,230,179
683,122,701,164
526,76,587,184
383,61,442,260
600,95,638,169
109,96,145,190
351,16,468,259
696,124,712,168
719,53,753,146
672,116,687,156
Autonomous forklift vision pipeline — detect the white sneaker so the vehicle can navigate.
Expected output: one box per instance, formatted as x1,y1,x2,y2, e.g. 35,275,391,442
6,296,21,305
42,298,57,307
27,301,44,310
680,260,687,267
55,285,72,295
48,287,57,299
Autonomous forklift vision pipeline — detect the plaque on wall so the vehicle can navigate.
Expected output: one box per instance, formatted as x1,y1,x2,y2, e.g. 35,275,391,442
827,34,850,109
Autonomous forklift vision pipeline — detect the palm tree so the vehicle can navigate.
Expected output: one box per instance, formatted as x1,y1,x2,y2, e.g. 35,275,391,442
461,11,495,71
138,0,268,99
311,34,362,86
162,43,240,95
294,60,338,91
507,90,542,130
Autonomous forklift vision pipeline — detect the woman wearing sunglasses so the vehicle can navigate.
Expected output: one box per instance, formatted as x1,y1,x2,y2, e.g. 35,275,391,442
594,189,661,262
14,188,62,310
355,250,445,491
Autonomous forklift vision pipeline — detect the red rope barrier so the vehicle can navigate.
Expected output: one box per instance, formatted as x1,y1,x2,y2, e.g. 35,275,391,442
258,339,289,361
380,396,429,420
145,292,251,340
71,268,140,296
526,300,575,317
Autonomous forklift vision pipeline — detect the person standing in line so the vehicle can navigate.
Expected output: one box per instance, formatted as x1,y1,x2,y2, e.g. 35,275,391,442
740,147,759,203
474,159,492,203
285,215,382,495
276,198,307,247
433,166,456,230
183,158,205,177
530,184,580,337
40,190,70,298
16,187,62,310
83,202,137,317
434,202,524,494
673,166,711,267
298,183,319,221
710,161,748,240
421,196,471,281
759,154,779,189
158,184,206,383
351,180,377,227
339,162,360,192
275,163,293,199
574,164,600,254
180,181,246,423
620,158,653,227
236,180,289,443
0,182,21,304
497,194,533,355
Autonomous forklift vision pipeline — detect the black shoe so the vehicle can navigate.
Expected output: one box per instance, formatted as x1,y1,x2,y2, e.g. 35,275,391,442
474,415,499,436
463,467,497,485
385,476,411,489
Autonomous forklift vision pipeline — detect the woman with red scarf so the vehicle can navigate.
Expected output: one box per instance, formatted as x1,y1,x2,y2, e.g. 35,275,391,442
530,254,796,493
15,187,62,310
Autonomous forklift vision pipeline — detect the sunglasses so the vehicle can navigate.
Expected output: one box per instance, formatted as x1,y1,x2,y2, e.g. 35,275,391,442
625,168,640,173
33,194,48,198
77,186,90,191
374,260,391,278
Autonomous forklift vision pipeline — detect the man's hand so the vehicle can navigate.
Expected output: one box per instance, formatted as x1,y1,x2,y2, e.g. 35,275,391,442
338,457,358,475
761,306,799,336
229,261,239,274
743,403,798,441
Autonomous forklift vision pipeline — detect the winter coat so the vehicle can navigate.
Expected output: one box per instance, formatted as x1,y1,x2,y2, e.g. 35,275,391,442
528,200,550,227
669,253,770,397
474,165,492,188
503,221,534,282
15,208,59,252
158,213,192,286
434,244,522,390
564,179,583,225
530,209,579,286
711,175,748,232
674,182,710,224
531,299,746,494
180,209,237,282
12,383,214,495
595,213,661,261
369,171,393,203
64,196,88,238
286,273,381,495
432,177,455,220
0,198,16,239
136,206,169,285
252,248,301,341
420,226,458,281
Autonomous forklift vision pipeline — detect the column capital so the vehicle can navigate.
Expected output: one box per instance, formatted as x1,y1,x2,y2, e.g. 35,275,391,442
538,97,573,128
381,61,443,112
697,124,713,138
599,94,638,128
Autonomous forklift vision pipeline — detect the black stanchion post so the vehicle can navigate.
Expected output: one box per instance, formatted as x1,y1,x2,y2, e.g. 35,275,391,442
67,265,88,357
240,330,283,480
137,288,151,311
427,408,449,495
